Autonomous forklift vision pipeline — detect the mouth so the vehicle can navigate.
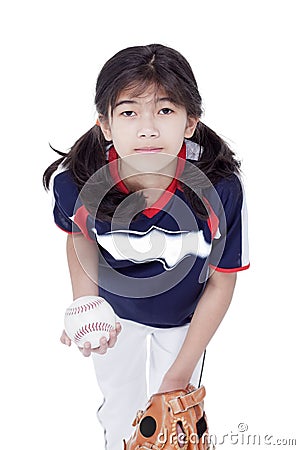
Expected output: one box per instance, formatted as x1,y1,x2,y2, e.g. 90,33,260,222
134,147,163,153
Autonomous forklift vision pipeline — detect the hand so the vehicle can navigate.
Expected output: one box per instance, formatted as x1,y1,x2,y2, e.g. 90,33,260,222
60,322,122,357
158,372,190,393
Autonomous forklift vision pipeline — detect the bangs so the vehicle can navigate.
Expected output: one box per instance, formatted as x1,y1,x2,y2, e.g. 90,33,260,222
110,76,187,112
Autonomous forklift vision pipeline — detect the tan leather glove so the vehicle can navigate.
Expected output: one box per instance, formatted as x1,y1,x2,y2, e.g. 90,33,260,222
124,384,213,450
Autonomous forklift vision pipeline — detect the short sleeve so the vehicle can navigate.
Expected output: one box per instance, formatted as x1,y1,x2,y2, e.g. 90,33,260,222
206,174,250,273
52,170,82,234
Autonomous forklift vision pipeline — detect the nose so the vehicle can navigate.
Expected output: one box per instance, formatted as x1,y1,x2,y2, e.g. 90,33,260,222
137,117,159,138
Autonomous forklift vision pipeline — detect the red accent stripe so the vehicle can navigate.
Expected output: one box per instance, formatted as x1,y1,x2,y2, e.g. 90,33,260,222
202,197,219,239
209,263,250,273
108,147,129,194
143,144,186,218
73,205,93,241
143,190,173,218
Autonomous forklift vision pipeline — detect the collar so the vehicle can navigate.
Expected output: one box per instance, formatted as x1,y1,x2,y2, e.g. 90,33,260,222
107,143,186,218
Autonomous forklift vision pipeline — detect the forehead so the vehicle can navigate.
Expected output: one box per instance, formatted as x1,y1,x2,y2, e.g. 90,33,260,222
115,84,169,105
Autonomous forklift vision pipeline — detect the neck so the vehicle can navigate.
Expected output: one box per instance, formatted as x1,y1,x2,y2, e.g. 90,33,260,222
118,158,177,191
118,159,178,208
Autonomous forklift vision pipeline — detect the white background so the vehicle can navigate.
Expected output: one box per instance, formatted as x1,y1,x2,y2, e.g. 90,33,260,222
1,0,299,448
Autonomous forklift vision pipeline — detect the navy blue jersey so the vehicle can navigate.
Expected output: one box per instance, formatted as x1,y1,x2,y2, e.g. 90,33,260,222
52,141,249,327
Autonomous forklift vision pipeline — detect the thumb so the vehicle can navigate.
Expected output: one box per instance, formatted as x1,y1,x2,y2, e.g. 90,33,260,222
60,329,72,346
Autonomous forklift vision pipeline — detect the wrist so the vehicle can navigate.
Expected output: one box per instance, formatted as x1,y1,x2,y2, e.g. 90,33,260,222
158,369,191,393
167,360,194,383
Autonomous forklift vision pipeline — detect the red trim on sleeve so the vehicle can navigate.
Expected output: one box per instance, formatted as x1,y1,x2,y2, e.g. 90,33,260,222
55,223,82,235
209,263,250,273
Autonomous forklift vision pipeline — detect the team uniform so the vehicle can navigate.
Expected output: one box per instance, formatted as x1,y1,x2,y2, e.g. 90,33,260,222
52,140,249,450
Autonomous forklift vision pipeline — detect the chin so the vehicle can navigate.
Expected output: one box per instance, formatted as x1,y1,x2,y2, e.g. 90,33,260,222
125,153,176,173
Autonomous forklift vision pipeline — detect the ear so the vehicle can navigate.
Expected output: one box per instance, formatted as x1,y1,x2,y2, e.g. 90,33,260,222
98,115,112,141
184,117,199,139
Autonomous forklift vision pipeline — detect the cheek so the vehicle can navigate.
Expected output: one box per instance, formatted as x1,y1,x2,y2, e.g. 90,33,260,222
110,121,136,142
162,117,187,136
164,122,187,147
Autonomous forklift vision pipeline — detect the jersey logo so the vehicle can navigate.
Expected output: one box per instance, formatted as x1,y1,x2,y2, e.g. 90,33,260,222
92,225,211,270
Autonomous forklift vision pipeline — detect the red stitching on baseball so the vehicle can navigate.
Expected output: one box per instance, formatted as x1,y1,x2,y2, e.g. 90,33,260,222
74,322,114,344
65,298,105,316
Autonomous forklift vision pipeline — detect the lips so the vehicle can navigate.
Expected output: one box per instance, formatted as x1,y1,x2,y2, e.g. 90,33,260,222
134,147,163,153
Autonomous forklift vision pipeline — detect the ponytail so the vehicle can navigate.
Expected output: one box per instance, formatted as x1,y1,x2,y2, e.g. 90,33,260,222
42,126,107,190
180,122,241,220
197,122,240,184
43,124,148,224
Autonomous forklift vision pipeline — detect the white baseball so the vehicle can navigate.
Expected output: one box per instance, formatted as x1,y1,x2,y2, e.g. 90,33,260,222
64,296,116,348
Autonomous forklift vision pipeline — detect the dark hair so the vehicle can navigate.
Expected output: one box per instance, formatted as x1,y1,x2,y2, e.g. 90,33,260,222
43,44,240,221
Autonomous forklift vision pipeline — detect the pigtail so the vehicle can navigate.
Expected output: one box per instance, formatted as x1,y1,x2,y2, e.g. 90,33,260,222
181,122,241,220
42,126,107,190
43,123,147,223
196,122,241,184
42,149,67,190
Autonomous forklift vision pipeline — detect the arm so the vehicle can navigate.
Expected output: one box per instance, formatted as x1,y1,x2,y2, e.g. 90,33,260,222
159,270,237,391
66,233,99,299
61,233,121,356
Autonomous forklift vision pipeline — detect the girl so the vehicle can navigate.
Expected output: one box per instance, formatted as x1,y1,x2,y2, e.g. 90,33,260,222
43,44,249,450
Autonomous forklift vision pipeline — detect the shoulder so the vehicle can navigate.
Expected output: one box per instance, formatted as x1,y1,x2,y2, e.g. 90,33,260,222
53,170,81,215
214,173,243,197
204,172,243,198
212,173,244,208
53,170,78,195
202,173,245,221
53,169,77,190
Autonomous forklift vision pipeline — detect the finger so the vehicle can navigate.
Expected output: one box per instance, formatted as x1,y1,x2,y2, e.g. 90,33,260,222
107,322,121,348
107,329,117,348
94,336,108,355
81,342,92,357
60,331,71,346
115,322,122,336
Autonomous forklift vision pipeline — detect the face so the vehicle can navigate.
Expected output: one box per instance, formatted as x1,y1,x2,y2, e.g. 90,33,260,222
99,85,198,175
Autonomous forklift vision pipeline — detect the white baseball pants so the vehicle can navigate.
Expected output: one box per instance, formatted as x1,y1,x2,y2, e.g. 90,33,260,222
92,318,205,450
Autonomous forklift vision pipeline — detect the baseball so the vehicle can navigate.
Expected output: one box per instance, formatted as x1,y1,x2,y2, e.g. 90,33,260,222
64,296,117,348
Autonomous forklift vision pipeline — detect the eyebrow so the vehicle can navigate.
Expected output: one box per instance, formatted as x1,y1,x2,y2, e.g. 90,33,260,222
114,97,174,108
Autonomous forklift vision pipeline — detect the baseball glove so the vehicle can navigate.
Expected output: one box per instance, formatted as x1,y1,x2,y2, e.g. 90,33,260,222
123,384,212,450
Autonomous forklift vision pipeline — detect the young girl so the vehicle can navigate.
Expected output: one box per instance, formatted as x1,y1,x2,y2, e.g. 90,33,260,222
43,44,249,450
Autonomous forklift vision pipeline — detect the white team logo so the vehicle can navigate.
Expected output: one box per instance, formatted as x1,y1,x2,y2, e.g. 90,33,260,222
92,225,212,270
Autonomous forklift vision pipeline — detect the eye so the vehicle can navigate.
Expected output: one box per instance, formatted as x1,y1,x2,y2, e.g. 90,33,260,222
159,108,173,115
121,111,136,117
